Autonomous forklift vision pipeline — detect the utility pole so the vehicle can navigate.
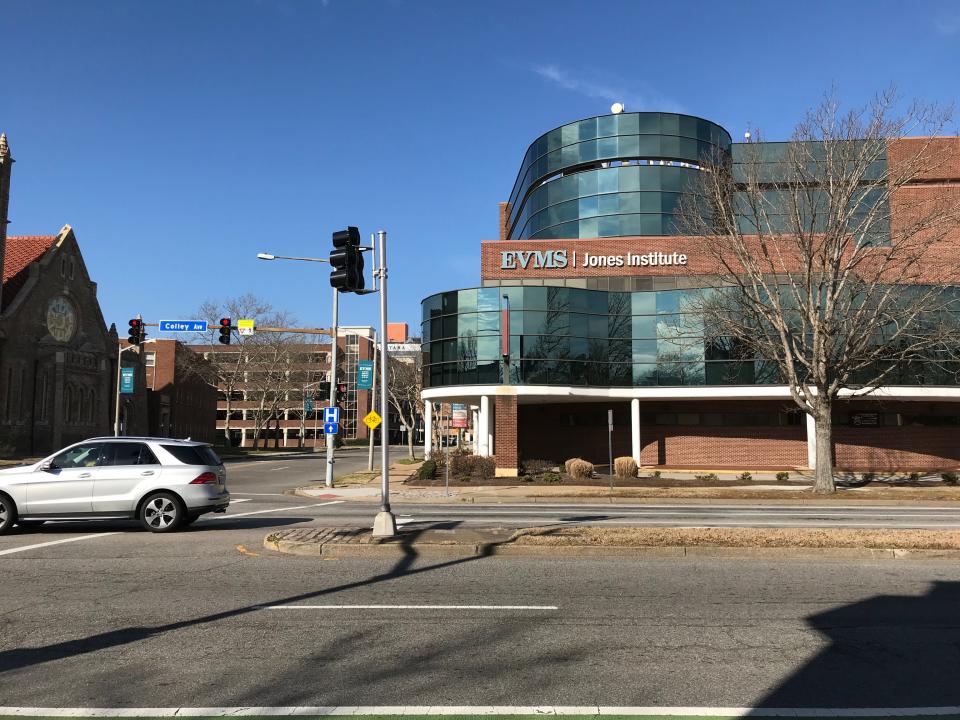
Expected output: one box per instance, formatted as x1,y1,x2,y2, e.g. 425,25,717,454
368,329,377,472
372,229,397,537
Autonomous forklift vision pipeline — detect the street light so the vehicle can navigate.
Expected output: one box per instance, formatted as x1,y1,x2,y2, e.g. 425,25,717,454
256,252,328,264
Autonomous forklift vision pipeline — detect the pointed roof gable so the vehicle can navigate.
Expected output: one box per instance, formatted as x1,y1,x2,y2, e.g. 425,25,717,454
2,234,57,310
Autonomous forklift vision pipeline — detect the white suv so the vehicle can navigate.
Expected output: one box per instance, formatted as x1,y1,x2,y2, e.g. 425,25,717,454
0,437,230,534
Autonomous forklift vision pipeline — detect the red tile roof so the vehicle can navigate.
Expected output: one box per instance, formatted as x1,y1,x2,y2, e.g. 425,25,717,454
2,235,56,310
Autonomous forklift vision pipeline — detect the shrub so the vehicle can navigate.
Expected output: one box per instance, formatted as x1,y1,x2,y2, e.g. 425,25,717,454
652,470,661,479
776,471,790,482
695,472,720,482
942,472,959,485
613,456,638,479
738,471,753,482
520,475,534,483
522,458,555,476
566,458,594,480
909,472,921,483
541,471,562,484
417,459,437,480
450,453,495,480
862,472,876,483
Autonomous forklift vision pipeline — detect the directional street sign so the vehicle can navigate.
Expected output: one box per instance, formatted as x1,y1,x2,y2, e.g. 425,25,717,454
363,410,382,430
159,320,208,333
323,406,341,424
237,319,255,336
323,422,339,435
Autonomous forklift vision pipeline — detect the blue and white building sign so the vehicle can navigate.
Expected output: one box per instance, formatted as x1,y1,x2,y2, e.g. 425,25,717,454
323,407,341,424
120,366,135,394
159,320,208,333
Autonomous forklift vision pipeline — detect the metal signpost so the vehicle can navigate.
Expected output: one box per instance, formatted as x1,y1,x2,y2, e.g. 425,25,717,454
325,289,338,489
608,408,614,491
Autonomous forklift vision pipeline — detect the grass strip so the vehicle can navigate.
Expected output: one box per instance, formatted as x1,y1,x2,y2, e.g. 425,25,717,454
510,526,960,550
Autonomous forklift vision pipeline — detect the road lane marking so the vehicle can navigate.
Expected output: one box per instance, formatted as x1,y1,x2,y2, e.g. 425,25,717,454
3,705,960,716
229,492,291,496
201,500,344,520
231,498,252,504
269,466,290,472
262,604,559,610
0,533,121,557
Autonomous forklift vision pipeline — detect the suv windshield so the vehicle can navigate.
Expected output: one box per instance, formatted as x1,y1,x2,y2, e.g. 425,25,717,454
160,444,222,466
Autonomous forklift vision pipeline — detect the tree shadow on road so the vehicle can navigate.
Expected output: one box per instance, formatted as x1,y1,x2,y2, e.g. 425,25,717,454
751,580,960,710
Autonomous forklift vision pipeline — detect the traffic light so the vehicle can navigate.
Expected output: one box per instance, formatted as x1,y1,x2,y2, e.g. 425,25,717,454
317,381,330,401
218,318,231,345
329,226,364,293
127,318,144,346
336,382,348,404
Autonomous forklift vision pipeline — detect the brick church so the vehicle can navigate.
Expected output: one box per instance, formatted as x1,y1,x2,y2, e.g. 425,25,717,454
0,133,147,456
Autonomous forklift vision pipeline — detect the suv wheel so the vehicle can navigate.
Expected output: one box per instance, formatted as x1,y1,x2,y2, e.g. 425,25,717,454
140,492,184,533
0,495,16,535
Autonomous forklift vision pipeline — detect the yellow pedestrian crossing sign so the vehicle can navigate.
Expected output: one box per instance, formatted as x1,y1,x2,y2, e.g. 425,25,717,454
363,410,382,430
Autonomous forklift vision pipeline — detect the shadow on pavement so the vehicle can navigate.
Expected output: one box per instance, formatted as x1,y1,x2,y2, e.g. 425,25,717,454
752,580,960,709
0,520,498,676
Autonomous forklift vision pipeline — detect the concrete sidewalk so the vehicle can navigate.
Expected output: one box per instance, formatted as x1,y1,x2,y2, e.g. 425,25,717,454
263,525,960,561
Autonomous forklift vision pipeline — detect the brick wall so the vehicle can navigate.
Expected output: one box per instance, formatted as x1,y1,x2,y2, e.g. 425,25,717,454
834,427,960,471
494,395,518,474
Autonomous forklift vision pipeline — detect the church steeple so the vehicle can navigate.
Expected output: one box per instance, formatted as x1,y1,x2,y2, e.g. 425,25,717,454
0,132,12,306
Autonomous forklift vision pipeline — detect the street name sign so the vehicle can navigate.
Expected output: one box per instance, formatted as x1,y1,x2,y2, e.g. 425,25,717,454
159,320,208,333
237,319,255,336
323,406,341,424
357,360,374,389
363,410,382,430
323,422,340,434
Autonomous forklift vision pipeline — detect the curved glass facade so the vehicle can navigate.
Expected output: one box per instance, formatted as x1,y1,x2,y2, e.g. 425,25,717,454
506,112,732,240
422,287,960,389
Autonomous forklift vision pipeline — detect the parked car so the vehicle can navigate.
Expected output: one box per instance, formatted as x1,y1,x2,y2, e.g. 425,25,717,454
0,437,230,535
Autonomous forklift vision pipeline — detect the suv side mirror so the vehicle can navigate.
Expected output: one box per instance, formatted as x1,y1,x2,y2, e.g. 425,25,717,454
39,459,53,472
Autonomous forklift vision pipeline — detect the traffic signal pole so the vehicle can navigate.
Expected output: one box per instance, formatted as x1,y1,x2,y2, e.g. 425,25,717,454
372,229,397,537
325,286,338,488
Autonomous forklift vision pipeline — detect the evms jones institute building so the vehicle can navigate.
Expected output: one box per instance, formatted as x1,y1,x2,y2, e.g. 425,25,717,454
420,111,960,476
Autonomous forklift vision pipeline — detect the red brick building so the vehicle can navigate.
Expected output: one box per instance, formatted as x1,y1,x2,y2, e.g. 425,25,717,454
138,339,218,442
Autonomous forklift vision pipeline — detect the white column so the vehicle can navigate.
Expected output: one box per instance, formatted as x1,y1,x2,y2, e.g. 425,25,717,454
240,428,247,447
631,398,641,466
424,401,433,457
472,408,480,453
283,428,289,448
478,395,490,457
806,412,816,469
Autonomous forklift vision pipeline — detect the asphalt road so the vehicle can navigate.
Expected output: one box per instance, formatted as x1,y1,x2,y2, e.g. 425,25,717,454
2,510,960,709
2,452,960,710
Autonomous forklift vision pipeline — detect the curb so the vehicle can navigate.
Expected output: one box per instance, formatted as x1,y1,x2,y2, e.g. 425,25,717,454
262,535,960,561
291,487,960,507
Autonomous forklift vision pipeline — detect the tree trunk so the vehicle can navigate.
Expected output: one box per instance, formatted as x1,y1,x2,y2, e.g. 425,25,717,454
407,422,415,459
813,405,835,494
223,394,232,447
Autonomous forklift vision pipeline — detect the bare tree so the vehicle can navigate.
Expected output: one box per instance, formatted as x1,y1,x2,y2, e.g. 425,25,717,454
387,357,424,459
680,90,960,492
190,295,304,448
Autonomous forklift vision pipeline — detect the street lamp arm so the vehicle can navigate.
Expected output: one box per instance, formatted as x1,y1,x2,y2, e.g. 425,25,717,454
257,253,329,263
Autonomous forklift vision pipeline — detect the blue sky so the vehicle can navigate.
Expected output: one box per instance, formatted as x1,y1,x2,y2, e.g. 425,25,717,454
3,0,959,338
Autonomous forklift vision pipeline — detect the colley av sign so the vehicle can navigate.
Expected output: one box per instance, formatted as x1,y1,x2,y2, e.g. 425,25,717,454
500,249,688,270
